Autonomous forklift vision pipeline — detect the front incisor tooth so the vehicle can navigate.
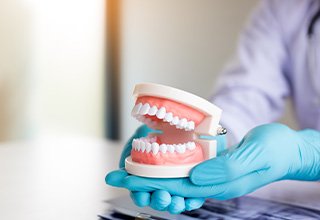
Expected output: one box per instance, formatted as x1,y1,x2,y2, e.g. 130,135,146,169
136,141,141,151
140,141,146,152
156,107,166,119
148,106,158,116
146,143,152,153
164,112,173,122
131,103,142,116
151,142,159,155
139,103,150,115
132,139,137,150
159,144,167,153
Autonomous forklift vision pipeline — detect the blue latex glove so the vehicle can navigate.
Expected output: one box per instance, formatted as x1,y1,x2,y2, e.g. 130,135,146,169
107,123,320,213
107,125,210,213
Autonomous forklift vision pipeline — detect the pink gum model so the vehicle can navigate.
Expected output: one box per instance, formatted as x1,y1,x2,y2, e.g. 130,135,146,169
125,83,226,178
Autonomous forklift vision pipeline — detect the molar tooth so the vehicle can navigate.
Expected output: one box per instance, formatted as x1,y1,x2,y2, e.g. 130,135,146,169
187,121,195,130
167,145,175,153
151,142,159,155
159,144,167,153
175,144,185,154
164,112,173,122
148,106,158,116
146,142,152,153
156,107,166,119
187,142,196,150
177,144,186,154
139,103,150,115
131,103,142,116
179,118,187,128
171,116,179,125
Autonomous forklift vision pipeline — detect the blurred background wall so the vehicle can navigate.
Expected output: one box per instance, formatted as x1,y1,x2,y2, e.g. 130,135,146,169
0,0,296,143
119,0,258,139
0,0,105,141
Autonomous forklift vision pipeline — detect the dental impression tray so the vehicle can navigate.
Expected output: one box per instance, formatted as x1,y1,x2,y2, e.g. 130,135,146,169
125,83,226,178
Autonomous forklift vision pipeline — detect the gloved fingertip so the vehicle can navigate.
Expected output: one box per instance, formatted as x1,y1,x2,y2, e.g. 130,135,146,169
136,125,153,136
105,169,128,187
150,190,171,210
168,196,185,215
185,198,205,211
130,191,151,207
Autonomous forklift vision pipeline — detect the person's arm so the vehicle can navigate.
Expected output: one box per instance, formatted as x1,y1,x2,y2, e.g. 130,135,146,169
212,0,291,145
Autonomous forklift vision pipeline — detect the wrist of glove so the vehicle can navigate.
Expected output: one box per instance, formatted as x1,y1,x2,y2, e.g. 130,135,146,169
290,129,320,181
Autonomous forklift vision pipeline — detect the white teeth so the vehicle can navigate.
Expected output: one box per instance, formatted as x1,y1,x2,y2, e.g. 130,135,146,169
175,118,195,131
175,144,186,154
156,107,166,119
151,142,159,155
159,144,167,153
164,112,173,122
148,106,158,116
140,141,146,152
132,139,137,149
186,142,196,150
139,103,150,115
146,142,152,153
131,103,142,116
167,145,175,153
186,121,195,131
132,103,195,131
132,139,196,154
136,141,141,151
171,116,179,125
173,144,180,152
177,118,187,129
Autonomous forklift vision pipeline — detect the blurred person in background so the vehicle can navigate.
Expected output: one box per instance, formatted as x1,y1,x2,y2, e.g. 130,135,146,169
107,0,320,214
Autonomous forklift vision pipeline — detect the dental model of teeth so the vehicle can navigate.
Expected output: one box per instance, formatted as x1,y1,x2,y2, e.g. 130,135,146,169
132,103,195,131
132,138,196,155
125,83,225,178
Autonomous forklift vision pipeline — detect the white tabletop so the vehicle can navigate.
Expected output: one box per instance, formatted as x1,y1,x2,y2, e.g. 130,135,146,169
0,136,127,220
1,136,319,220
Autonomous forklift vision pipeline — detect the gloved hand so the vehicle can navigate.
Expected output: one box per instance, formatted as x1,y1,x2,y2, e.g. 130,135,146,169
107,123,320,213
107,125,210,214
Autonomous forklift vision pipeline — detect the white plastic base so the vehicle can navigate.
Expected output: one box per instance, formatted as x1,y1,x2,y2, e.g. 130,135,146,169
125,156,199,178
